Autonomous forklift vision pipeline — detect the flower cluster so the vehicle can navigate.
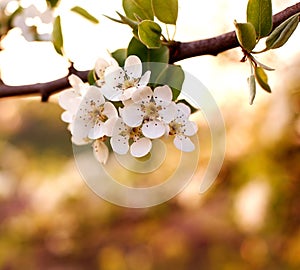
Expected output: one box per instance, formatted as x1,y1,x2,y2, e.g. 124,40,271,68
59,55,198,164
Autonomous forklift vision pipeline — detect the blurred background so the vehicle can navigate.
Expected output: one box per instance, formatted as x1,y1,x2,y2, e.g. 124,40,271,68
0,0,300,269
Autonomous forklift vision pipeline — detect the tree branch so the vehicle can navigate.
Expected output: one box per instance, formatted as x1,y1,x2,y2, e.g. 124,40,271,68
0,66,89,102
0,2,299,100
169,2,300,63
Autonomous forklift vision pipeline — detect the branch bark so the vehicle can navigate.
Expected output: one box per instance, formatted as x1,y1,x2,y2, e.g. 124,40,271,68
0,66,89,102
169,2,300,63
0,2,300,100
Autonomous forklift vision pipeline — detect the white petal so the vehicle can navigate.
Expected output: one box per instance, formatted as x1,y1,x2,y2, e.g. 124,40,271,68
103,102,118,118
111,135,129,155
153,85,173,106
122,104,144,127
183,121,198,136
94,58,109,79
61,111,73,123
112,118,128,136
103,117,118,137
176,102,191,116
85,86,105,104
174,135,195,152
71,135,91,145
58,89,78,110
131,86,153,103
159,102,177,123
101,84,122,101
88,123,106,139
142,120,165,139
137,70,151,87
68,74,84,93
124,55,142,79
73,87,104,139
73,119,93,140
105,66,125,87
93,140,109,164
130,137,152,157
119,86,137,101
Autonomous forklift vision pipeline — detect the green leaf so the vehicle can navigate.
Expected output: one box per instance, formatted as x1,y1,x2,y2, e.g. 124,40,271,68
247,75,256,105
138,20,162,48
155,65,184,100
254,66,271,93
88,70,96,85
52,16,64,55
234,21,257,52
46,0,59,8
71,6,99,24
247,0,272,38
116,12,138,29
111,48,127,66
266,13,299,50
122,0,154,20
151,0,178,25
127,37,169,63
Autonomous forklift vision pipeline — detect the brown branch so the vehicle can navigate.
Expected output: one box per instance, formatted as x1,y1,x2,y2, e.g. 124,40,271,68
0,2,300,100
0,66,89,102
169,2,300,63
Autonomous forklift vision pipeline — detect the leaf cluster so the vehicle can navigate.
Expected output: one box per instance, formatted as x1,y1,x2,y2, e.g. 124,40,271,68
107,0,178,49
234,0,299,104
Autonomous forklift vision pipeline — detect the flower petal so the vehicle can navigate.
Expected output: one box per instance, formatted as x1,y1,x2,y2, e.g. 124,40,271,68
71,135,91,145
58,89,78,110
124,55,142,79
61,111,73,123
68,74,84,94
103,117,118,137
111,135,129,155
119,86,137,101
94,58,109,79
93,140,109,164
131,86,153,103
137,70,151,87
159,102,176,123
121,104,144,127
101,84,122,101
73,86,104,139
142,120,165,139
130,137,152,157
183,121,198,136
103,102,118,119
88,122,106,139
112,118,129,136
153,85,173,106
105,66,125,87
173,135,195,152
176,102,191,116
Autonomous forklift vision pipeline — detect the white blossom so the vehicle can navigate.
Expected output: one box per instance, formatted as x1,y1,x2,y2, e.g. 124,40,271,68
121,85,176,139
94,57,119,87
13,4,53,41
72,86,118,142
110,118,152,157
168,103,198,152
58,75,87,124
101,55,151,101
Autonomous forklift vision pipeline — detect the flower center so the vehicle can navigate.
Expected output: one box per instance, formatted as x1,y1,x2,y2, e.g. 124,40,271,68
129,126,143,141
122,78,138,90
88,102,108,123
169,121,182,135
142,102,161,119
